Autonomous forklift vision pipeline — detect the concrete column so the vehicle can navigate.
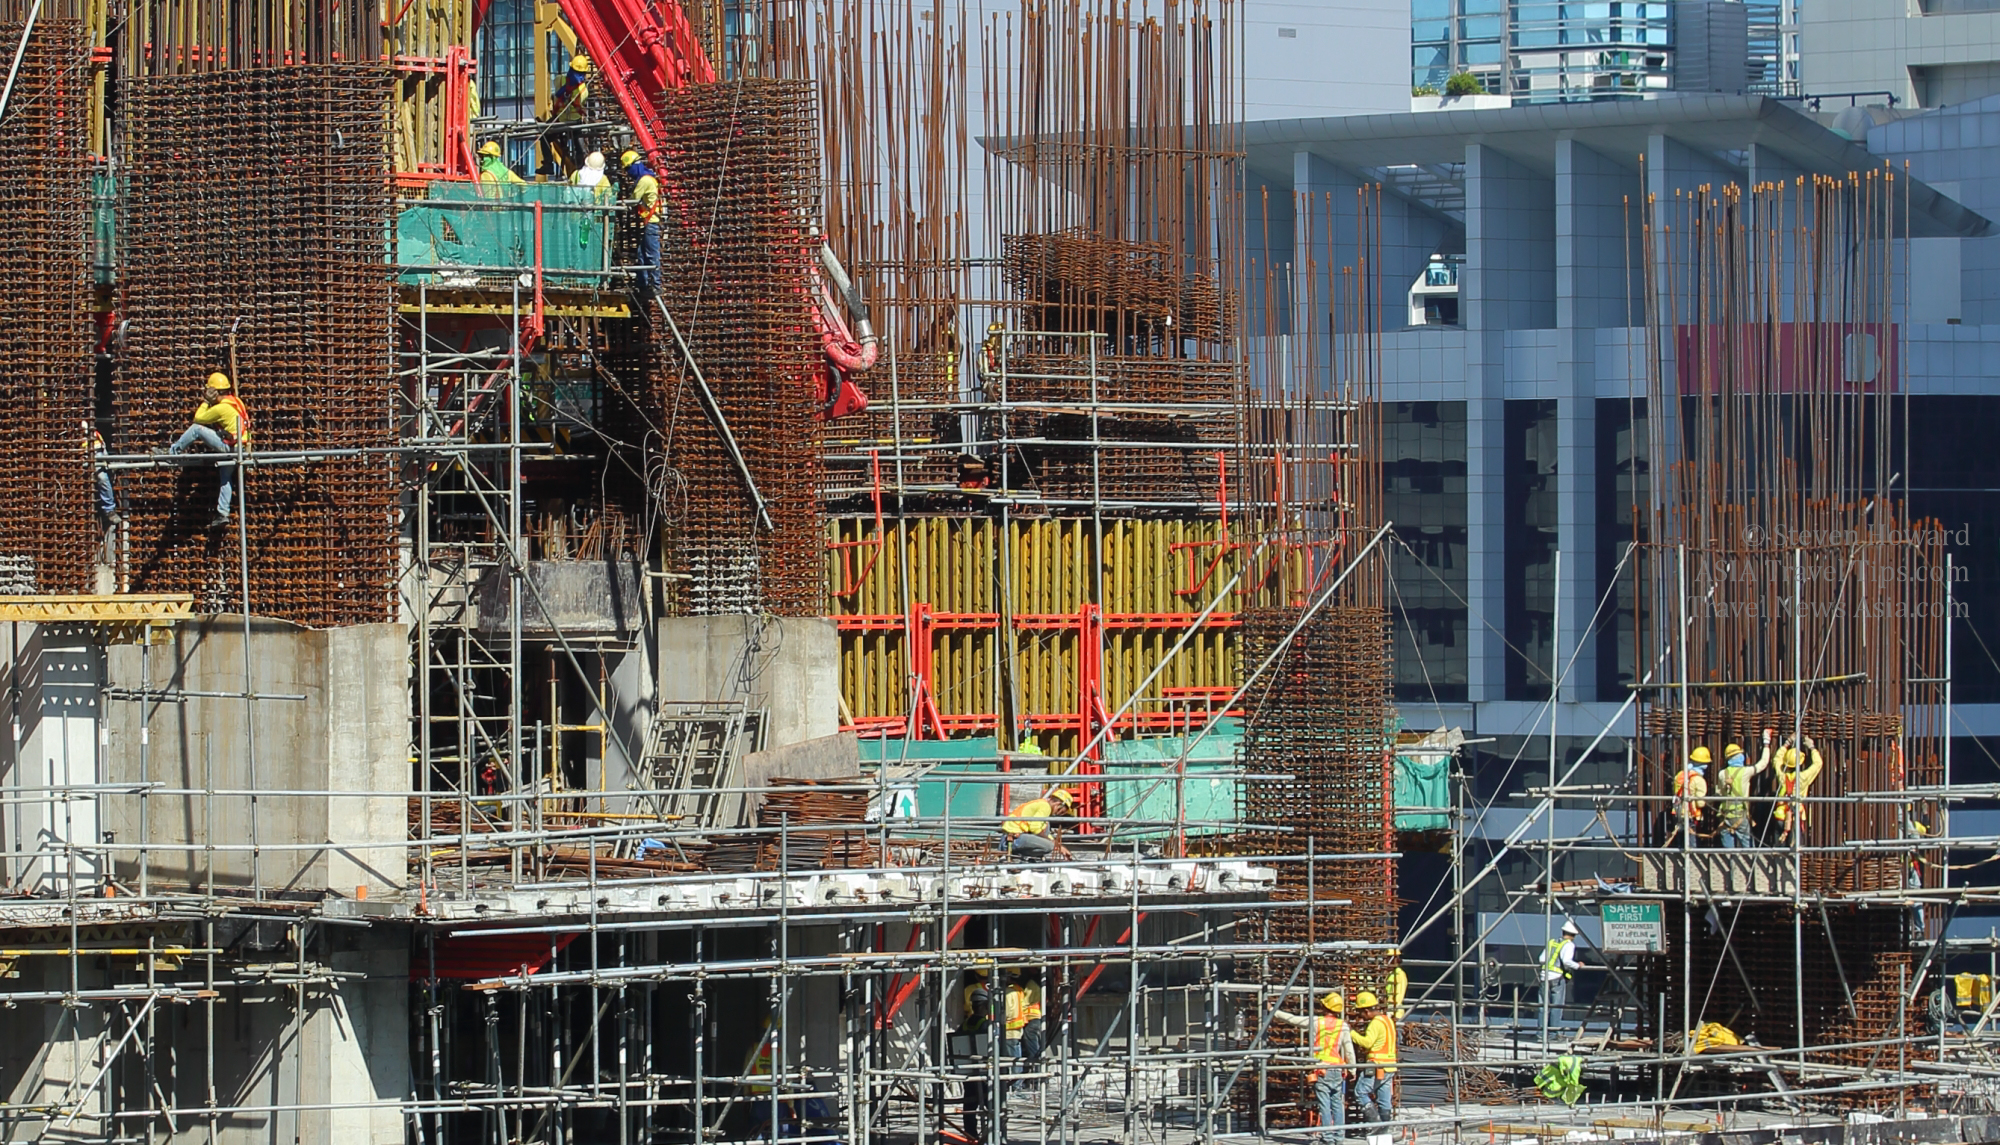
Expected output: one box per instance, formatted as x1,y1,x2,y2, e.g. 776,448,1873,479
1464,144,1555,702
299,926,411,1145
1554,141,1642,701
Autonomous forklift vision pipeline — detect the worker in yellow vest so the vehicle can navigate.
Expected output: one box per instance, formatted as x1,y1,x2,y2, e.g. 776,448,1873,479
1001,969,1029,1061
1270,991,1352,1142
1348,990,1397,1125
1020,972,1046,1062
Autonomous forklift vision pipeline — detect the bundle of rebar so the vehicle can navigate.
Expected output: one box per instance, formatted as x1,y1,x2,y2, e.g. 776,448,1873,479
611,78,825,616
0,19,94,593
116,67,397,625
1634,173,1942,1067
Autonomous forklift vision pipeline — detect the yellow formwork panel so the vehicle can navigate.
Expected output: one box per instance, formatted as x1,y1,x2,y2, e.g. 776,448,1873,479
828,515,1303,752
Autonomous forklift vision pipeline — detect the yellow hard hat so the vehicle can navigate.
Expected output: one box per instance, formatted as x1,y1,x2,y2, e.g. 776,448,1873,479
479,140,503,158
1724,743,1745,760
1353,991,1380,1009
570,54,591,73
1319,991,1344,1013
619,149,641,168
1048,787,1076,807
205,372,231,391
1688,746,1713,765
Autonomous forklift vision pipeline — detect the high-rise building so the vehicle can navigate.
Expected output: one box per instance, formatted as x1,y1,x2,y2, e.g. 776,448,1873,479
1412,0,1792,105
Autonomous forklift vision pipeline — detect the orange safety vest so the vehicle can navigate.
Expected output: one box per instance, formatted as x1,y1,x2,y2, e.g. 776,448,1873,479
1673,770,1704,820
1312,1015,1347,1066
219,394,252,446
1362,1015,1397,1076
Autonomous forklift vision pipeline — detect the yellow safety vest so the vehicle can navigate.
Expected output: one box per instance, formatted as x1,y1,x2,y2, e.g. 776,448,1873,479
1023,982,1043,1022
1542,938,1572,979
1003,986,1028,1032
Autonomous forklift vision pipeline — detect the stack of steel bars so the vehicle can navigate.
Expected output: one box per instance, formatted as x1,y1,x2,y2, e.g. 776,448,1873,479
116,67,397,624
611,78,825,616
0,19,94,593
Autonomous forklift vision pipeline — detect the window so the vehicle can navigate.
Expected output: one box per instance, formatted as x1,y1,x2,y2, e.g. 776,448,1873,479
1387,402,1470,703
1461,16,1504,37
1414,20,1451,41
1462,41,1505,64
1506,400,1558,701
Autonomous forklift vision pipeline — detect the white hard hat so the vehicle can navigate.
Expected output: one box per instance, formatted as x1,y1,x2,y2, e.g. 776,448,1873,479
585,151,605,170
1561,920,1580,935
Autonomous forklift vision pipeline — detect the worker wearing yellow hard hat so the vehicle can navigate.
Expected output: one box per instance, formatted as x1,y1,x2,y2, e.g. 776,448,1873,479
551,54,592,121
1268,990,1352,1141
1674,746,1710,840
1000,786,1074,860
1348,990,1397,1123
1771,732,1825,842
166,371,251,529
476,139,524,187
1715,732,1773,849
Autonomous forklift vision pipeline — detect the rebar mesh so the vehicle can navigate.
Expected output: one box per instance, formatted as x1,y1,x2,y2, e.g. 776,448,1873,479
613,78,825,616
0,19,94,593
116,66,397,625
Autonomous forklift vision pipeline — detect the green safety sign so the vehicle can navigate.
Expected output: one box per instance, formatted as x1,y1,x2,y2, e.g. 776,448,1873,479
1599,900,1664,953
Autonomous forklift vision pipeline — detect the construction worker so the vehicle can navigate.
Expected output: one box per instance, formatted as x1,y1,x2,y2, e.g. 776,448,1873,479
1715,731,1774,849
620,149,661,295
1674,746,1711,843
1269,990,1352,1142
476,140,524,186
166,372,250,528
1538,919,1585,1034
1020,971,1046,1063
1348,990,1397,1125
550,54,591,121
572,150,613,199
1001,969,1029,1061
1385,950,1409,1020
957,968,992,1143
1771,733,1825,842
1001,786,1074,860
84,420,117,523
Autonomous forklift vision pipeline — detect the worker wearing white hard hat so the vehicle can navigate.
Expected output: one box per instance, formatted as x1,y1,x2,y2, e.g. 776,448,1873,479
1538,920,1586,1039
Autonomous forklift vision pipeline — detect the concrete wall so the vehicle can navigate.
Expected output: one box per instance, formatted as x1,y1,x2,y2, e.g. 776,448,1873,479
101,617,409,896
0,623,105,895
655,615,841,751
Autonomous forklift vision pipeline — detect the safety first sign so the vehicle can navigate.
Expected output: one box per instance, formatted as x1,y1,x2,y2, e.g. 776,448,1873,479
1599,901,1664,953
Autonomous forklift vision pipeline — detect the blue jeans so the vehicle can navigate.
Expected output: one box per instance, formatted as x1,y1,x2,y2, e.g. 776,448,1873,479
169,424,238,516
1314,1073,1345,1138
94,466,114,515
1355,1072,1392,1124
1719,823,1752,848
636,222,661,293
1540,976,1566,1029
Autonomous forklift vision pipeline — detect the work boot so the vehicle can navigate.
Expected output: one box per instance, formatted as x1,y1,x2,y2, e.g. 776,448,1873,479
208,513,231,530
